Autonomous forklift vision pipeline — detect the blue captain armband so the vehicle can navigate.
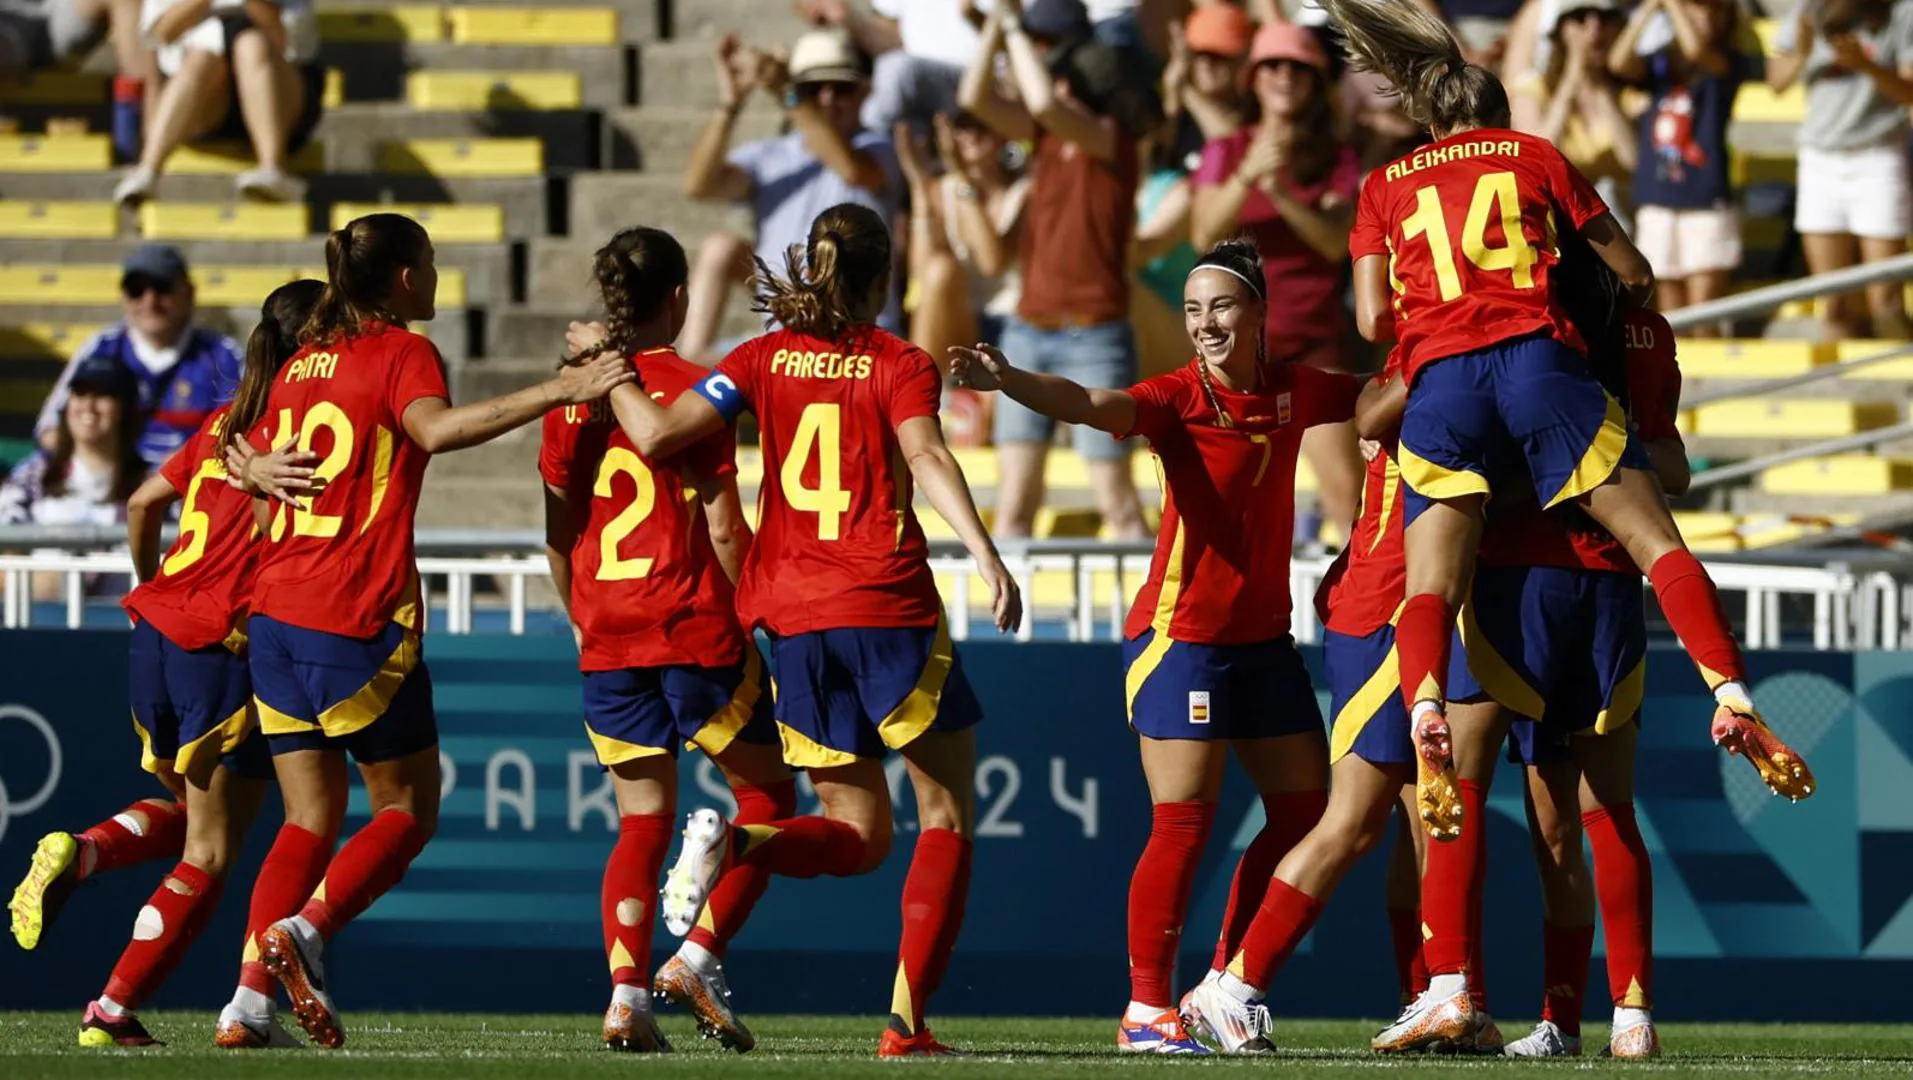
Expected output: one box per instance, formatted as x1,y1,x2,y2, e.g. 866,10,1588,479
693,371,749,421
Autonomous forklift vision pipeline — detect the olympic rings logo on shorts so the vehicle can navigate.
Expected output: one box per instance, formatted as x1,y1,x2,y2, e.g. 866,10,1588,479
0,704,63,847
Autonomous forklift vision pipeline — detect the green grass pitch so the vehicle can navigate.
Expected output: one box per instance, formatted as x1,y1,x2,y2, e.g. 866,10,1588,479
4,1013,1912,1077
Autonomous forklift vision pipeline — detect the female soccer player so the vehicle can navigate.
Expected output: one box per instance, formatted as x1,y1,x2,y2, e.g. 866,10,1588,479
950,239,1357,1055
1320,0,1811,807
7,281,322,1050
225,214,632,1049
544,227,794,1054
595,202,1019,1057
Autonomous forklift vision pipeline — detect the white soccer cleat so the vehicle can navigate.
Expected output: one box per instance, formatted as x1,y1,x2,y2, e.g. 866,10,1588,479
214,1003,304,1049
1605,1009,1660,1059
1180,978,1275,1054
1372,977,1474,1053
660,808,728,938
1504,1019,1581,1057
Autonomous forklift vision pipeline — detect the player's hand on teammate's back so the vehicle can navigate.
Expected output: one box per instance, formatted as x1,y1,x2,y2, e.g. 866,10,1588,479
555,352,638,404
224,435,320,508
981,556,1023,634
946,343,1010,392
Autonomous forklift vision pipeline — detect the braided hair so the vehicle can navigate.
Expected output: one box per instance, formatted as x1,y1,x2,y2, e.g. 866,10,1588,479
577,227,689,362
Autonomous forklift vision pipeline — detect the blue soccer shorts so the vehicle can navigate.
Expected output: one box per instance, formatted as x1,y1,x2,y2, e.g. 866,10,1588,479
769,618,982,768
250,615,438,763
129,620,272,780
1124,630,1322,740
582,649,777,765
1324,623,1479,767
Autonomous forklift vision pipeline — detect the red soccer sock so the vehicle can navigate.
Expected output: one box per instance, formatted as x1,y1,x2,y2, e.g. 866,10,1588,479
732,814,866,878
687,781,797,958
77,798,186,880
1646,550,1746,690
1211,790,1327,971
1421,779,1486,977
1468,868,1489,1011
1126,800,1216,1007
1226,877,1326,993
238,823,333,995
1584,804,1654,1009
100,861,223,1009
1386,906,1424,1003
603,813,671,988
890,829,972,1035
1541,921,1596,1037
298,809,429,941
1396,594,1454,711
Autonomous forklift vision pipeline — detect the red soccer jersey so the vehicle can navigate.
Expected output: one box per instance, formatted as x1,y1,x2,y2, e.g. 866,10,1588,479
709,325,944,635
1478,309,1684,574
1317,440,1409,638
248,325,448,638
1124,360,1361,645
123,406,259,651
1349,129,1610,385
541,347,746,672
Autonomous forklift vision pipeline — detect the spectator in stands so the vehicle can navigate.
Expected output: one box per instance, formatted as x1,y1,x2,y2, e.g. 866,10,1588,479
1770,0,1913,341
2,356,144,525
35,245,242,471
897,112,1030,365
0,2,159,159
1511,0,1637,227
678,28,902,364
112,0,323,207
798,0,987,137
1611,0,1757,331
960,0,1151,540
1441,0,1524,66
1188,20,1362,534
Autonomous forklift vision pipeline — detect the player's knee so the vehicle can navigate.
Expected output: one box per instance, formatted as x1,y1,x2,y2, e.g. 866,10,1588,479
848,819,893,873
180,841,229,879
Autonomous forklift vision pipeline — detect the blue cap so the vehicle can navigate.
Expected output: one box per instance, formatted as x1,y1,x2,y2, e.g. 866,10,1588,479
68,355,137,399
120,243,190,284
1024,0,1091,42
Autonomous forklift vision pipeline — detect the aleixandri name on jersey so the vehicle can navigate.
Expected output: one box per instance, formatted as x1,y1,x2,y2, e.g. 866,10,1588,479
1385,138,1525,183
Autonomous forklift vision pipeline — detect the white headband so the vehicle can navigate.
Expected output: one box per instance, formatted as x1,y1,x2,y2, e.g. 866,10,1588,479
1186,263,1265,301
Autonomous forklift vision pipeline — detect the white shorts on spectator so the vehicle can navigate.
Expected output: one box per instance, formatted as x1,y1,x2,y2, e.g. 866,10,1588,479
1633,203,1741,280
1793,144,1912,241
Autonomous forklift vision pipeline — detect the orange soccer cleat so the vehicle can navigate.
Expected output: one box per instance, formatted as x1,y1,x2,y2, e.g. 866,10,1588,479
602,1000,671,1053
1712,705,1816,802
654,954,754,1052
260,920,344,1049
878,1025,965,1057
1414,708,1464,841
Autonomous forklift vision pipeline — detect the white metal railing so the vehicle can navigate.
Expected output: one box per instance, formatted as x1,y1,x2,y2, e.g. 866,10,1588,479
0,539,1894,649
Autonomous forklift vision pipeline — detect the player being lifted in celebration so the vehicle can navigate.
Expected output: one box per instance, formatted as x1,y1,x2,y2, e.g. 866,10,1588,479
600,203,1020,1057
546,227,794,1054
7,282,323,1049
1320,0,1812,817
226,214,632,1049
948,240,1358,1055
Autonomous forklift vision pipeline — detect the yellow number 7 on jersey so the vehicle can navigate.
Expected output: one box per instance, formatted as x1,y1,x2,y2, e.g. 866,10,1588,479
1399,170,1542,303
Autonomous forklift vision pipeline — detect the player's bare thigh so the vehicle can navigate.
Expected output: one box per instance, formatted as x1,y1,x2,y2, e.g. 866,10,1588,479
808,760,895,872
1231,730,1330,797
1445,698,1511,785
358,744,443,838
608,756,677,817
1138,736,1228,805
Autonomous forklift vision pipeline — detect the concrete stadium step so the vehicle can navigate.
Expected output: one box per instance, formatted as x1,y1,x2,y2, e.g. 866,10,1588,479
665,0,810,42
314,105,600,173
0,173,556,238
1727,488,1913,519
487,304,764,360
560,174,747,248
638,39,733,109
321,43,632,109
604,104,784,171
0,305,473,365
418,473,543,528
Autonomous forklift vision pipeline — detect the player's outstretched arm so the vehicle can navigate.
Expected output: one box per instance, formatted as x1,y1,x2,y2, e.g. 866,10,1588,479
404,354,633,454
695,472,754,585
1355,370,1407,441
606,382,728,461
1352,254,1396,344
125,471,183,584
947,344,1138,436
897,415,1023,634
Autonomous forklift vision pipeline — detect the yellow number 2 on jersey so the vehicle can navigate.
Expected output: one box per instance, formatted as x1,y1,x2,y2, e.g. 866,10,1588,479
592,446,657,581
1399,170,1541,303
783,402,852,541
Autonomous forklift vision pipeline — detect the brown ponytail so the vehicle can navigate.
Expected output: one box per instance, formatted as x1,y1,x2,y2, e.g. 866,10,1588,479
228,279,325,441
579,226,688,362
752,202,891,340
1319,0,1510,134
302,213,431,346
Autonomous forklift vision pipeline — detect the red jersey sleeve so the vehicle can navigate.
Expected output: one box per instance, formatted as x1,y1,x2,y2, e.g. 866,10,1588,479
699,338,761,421
1626,312,1683,442
1293,367,1363,427
1349,172,1390,261
884,345,942,429
1123,369,1192,443
386,334,451,422
1541,142,1609,230
538,408,578,489
158,430,199,494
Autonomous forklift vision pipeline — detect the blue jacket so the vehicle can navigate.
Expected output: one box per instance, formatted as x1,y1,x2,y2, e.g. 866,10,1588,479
35,325,244,468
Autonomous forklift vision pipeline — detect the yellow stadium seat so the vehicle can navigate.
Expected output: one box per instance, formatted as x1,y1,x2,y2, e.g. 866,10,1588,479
0,72,107,107
1830,340,1913,380
1674,338,1828,379
377,139,544,177
1686,399,1900,438
447,6,618,45
329,203,505,244
323,68,345,108
0,266,122,304
405,72,583,111
0,201,116,240
0,134,111,173
316,5,444,42
1734,82,1805,125
1760,455,1913,495
1730,150,1795,188
1737,513,1856,550
1673,510,1743,553
1752,18,1779,53
0,323,101,359
169,142,324,175
139,202,308,241
0,265,467,308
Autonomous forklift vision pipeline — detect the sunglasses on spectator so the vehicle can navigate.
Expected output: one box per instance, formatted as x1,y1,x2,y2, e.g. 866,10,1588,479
121,274,178,299
1563,8,1621,22
797,80,862,100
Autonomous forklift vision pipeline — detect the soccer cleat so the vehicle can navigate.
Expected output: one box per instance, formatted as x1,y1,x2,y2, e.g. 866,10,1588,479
78,1001,161,1047
602,1001,672,1053
660,808,728,938
1413,709,1463,841
1504,1019,1582,1057
10,832,80,950
1116,1007,1212,1054
1372,981,1474,1053
1712,705,1815,802
1605,1013,1661,1059
1469,1011,1505,1053
1180,979,1276,1054
260,920,344,1049
654,954,754,1052
214,1004,304,1049
877,1025,964,1057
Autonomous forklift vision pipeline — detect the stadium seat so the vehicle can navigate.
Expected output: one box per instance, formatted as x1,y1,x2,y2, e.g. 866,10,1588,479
0,323,99,359
0,134,111,173
330,203,506,244
1674,339,1828,379
1737,512,1856,550
139,203,309,241
1759,455,1913,495
1683,399,1900,438
0,201,116,240
315,5,445,43
447,6,619,45
324,69,345,108
1673,510,1743,553
168,142,325,175
1831,340,1913,380
0,72,107,107
1734,82,1805,125
0,266,469,308
405,72,584,111
377,139,546,177
1730,149,1795,188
